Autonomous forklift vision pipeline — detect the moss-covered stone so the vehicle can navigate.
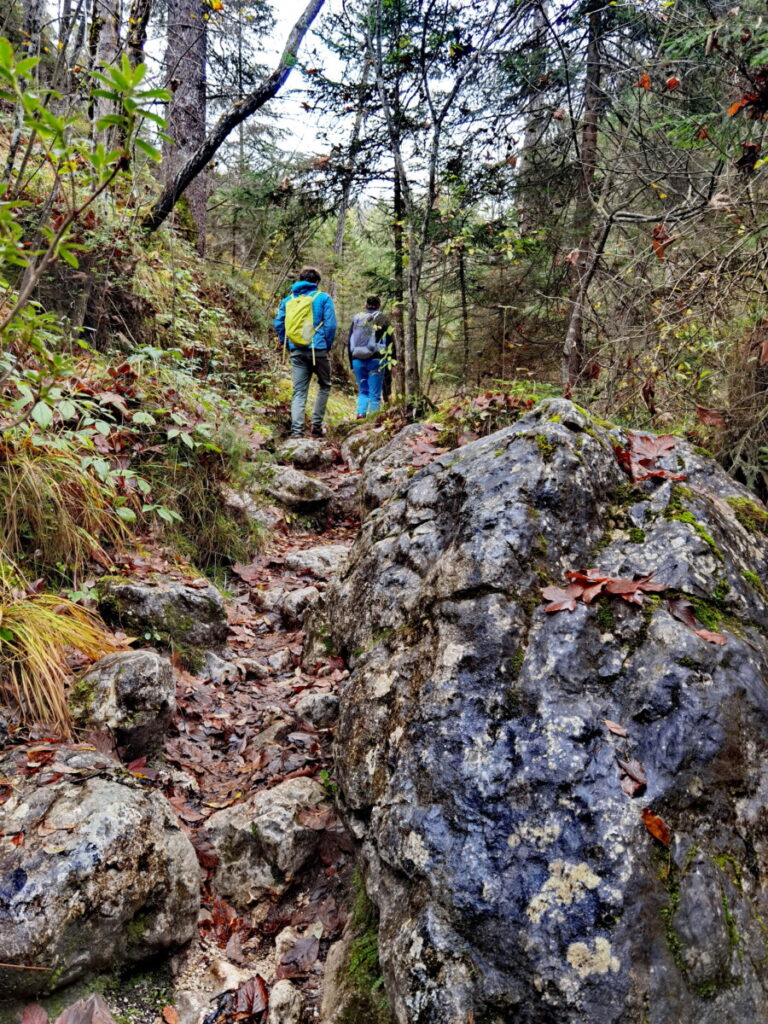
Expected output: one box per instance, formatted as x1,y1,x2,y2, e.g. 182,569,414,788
664,488,723,560
338,873,394,1024
727,497,768,535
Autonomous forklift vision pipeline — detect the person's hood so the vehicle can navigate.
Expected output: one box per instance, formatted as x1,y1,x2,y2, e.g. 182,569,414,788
291,280,319,296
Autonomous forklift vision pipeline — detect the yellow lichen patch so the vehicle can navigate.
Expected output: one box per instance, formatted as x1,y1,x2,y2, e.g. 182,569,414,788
566,937,620,978
526,860,601,924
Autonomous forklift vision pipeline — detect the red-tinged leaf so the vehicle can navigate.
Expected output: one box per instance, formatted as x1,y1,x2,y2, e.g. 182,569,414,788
275,935,320,980
233,975,268,1015
604,719,628,737
621,774,645,797
695,405,725,428
161,1008,178,1024
581,582,606,603
617,758,647,785
604,578,642,595
54,993,117,1024
541,584,581,602
544,598,578,612
695,628,727,645
635,72,651,90
22,1005,49,1024
761,338,768,366
125,756,147,772
641,808,671,845
232,561,261,585
696,125,709,140
727,99,744,116
666,76,681,90
667,596,697,628
10,832,24,846
295,806,337,830
636,577,669,593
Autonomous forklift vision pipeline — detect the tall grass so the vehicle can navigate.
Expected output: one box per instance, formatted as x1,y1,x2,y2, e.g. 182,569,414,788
0,573,125,736
0,433,129,579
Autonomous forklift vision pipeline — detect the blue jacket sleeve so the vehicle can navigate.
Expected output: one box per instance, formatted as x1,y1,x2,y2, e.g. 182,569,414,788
274,297,287,343
320,293,337,349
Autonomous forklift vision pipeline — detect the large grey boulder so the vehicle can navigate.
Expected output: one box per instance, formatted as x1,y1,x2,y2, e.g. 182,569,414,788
0,745,200,998
69,649,175,758
267,466,332,512
320,398,768,1024
97,575,228,654
204,777,332,909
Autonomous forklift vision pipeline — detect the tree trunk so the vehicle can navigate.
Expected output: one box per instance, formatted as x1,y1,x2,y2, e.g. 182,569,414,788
517,1,549,238
143,0,324,237
163,0,208,253
392,170,406,399
126,0,152,67
562,2,602,394
458,245,470,379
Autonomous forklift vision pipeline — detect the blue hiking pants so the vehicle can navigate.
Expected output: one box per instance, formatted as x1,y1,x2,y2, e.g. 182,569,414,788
353,358,383,417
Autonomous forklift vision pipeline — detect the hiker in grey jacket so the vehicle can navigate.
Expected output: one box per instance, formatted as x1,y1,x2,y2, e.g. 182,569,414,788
347,296,393,418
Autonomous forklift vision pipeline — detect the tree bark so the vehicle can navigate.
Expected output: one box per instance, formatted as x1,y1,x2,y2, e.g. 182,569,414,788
126,0,152,67
517,1,549,238
143,0,324,237
562,2,603,394
163,0,208,253
458,244,470,379
391,169,406,399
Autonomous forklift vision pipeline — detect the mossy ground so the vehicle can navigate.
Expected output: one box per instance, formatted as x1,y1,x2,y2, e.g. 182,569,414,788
338,872,394,1024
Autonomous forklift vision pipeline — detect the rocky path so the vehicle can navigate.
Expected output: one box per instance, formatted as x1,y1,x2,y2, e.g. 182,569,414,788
0,440,364,1024
160,443,361,1024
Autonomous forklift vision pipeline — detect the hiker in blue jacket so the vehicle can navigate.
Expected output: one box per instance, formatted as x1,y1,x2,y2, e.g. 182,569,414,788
274,267,337,438
347,295,393,418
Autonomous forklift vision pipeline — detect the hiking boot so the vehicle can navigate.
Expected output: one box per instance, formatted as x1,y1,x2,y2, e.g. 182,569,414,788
309,424,324,438
356,414,365,420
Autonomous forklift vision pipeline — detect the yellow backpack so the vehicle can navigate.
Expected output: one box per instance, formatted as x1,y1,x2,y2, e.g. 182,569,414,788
285,292,323,347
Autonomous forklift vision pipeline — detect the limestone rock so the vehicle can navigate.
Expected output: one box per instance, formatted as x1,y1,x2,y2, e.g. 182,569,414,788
294,691,339,727
359,422,442,511
69,649,175,757
282,586,321,624
0,745,200,998
221,486,282,532
278,438,334,470
204,777,331,909
340,425,392,470
284,544,351,580
321,398,768,1024
97,576,228,653
266,466,332,512
267,980,302,1024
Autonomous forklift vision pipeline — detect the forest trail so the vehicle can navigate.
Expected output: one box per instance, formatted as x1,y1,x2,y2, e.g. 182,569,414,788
139,441,362,1023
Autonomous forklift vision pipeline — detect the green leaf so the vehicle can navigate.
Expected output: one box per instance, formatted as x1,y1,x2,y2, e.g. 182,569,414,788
131,410,156,426
31,400,53,429
57,399,77,420
116,507,137,522
0,626,15,644
134,137,161,162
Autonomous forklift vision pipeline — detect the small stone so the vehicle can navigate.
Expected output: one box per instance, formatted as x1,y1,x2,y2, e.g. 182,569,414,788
278,438,334,470
267,648,294,673
204,777,331,909
295,692,339,727
267,980,302,1024
97,575,228,652
267,466,332,512
284,544,351,580
282,586,321,624
201,650,238,683
235,657,270,678
69,650,174,758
